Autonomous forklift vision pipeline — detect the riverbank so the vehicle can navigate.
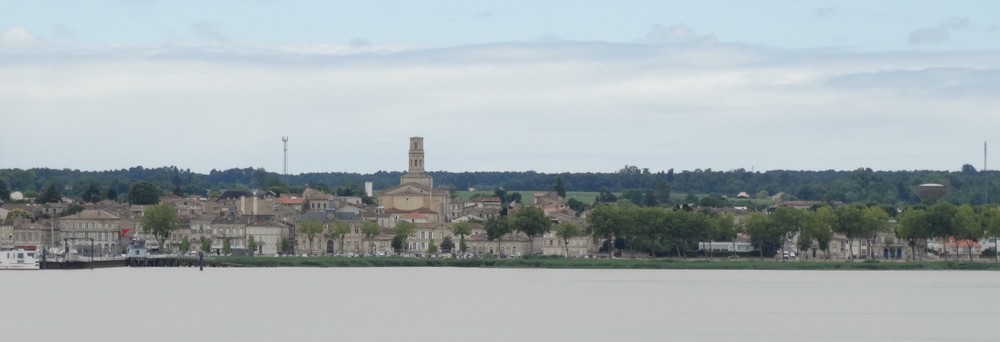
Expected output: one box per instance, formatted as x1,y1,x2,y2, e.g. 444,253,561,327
214,256,1000,270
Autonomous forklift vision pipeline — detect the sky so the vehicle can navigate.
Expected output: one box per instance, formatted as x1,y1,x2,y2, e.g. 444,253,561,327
1,0,999,174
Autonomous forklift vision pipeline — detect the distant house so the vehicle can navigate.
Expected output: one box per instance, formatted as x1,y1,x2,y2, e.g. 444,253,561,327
736,192,750,199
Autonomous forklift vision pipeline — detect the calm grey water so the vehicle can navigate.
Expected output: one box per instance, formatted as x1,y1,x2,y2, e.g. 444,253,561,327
3,268,999,341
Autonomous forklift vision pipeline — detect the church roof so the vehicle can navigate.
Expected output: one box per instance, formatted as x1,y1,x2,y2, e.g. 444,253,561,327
400,212,425,219
381,182,434,196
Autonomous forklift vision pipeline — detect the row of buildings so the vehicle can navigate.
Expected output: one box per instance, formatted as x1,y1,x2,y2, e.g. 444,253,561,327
3,137,986,261
0,137,594,258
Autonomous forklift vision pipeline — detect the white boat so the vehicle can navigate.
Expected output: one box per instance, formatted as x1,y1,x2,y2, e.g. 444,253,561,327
1,249,41,270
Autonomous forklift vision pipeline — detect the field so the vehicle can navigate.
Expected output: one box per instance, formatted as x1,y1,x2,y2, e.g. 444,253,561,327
455,190,772,207
454,190,600,204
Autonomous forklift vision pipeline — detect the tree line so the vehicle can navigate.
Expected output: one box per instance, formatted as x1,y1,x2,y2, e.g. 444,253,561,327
2,163,998,206
585,200,1000,261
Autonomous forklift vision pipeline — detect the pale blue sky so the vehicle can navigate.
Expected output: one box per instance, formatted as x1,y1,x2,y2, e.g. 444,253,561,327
4,0,998,49
2,1,999,174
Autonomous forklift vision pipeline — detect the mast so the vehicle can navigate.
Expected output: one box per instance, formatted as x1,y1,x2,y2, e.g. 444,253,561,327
282,136,289,176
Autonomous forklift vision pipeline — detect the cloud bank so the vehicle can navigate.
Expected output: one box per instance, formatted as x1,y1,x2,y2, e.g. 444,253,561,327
1,36,998,174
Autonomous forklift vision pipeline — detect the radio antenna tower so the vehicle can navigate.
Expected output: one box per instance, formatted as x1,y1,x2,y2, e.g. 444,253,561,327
282,136,289,175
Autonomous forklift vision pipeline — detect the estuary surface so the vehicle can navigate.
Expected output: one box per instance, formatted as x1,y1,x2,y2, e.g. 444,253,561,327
3,268,999,341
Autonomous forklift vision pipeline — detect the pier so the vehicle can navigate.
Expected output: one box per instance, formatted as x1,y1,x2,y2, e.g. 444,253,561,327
41,256,244,269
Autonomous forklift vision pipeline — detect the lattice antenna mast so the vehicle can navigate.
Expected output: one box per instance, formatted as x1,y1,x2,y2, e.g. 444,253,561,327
282,136,289,176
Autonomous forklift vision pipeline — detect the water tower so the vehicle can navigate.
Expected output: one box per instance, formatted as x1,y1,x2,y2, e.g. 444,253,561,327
910,183,951,202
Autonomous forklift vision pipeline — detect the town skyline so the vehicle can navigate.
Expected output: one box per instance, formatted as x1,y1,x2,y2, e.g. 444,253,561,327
2,1,999,173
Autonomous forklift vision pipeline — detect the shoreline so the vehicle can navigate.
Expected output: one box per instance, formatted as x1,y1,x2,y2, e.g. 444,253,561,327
211,256,1000,270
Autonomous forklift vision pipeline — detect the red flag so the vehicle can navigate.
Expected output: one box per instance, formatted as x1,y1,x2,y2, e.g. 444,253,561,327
121,228,132,237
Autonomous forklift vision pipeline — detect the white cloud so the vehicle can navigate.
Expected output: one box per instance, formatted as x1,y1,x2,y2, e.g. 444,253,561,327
0,42,998,173
1,27,35,48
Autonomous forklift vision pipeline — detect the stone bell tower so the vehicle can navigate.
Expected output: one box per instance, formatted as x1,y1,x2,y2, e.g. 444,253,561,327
400,136,433,188
408,137,425,174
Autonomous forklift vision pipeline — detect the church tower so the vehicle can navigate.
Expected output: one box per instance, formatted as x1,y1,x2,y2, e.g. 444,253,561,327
400,136,433,188
408,137,425,174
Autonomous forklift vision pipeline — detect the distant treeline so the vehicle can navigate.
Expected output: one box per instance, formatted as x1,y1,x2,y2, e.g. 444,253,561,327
1,164,997,205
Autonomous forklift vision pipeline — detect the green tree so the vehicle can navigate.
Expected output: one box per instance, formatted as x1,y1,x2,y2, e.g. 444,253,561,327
952,204,982,262
440,236,455,253
82,184,102,203
804,206,836,259
711,213,739,258
452,222,472,253
331,221,351,254
391,235,405,253
59,203,85,217
394,221,416,254
981,207,1000,262
298,218,324,255
36,183,61,204
654,181,672,206
512,206,552,254
834,206,865,260
0,178,9,202
926,202,957,259
180,236,191,254
247,235,258,255
554,176,566,198
361,221,381,254
200,236,212,253
279,237,292,254
427,238,439,254
128,181,163,205
141,204,179,253
642,191,658,207
555,222,581,257
770,206,802,260
896,207,931,261
633,206,662,257
484,216,511,256
665,209,709,258
596,189,618,203
106,187,118,201
860,206,891,259
566,198,587,215
745,212,774,258
223,237,231,255
588,204,622,258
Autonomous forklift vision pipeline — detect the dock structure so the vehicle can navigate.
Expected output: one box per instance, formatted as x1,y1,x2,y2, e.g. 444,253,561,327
41,256,244,269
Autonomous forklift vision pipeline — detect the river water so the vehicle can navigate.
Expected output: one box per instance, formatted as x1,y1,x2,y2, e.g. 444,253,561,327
2,268,999,341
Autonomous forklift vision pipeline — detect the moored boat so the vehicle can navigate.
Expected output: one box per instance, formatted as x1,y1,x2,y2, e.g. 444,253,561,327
1,249,41,270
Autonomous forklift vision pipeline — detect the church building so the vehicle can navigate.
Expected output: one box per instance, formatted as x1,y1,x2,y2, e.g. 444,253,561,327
378,137,452,225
